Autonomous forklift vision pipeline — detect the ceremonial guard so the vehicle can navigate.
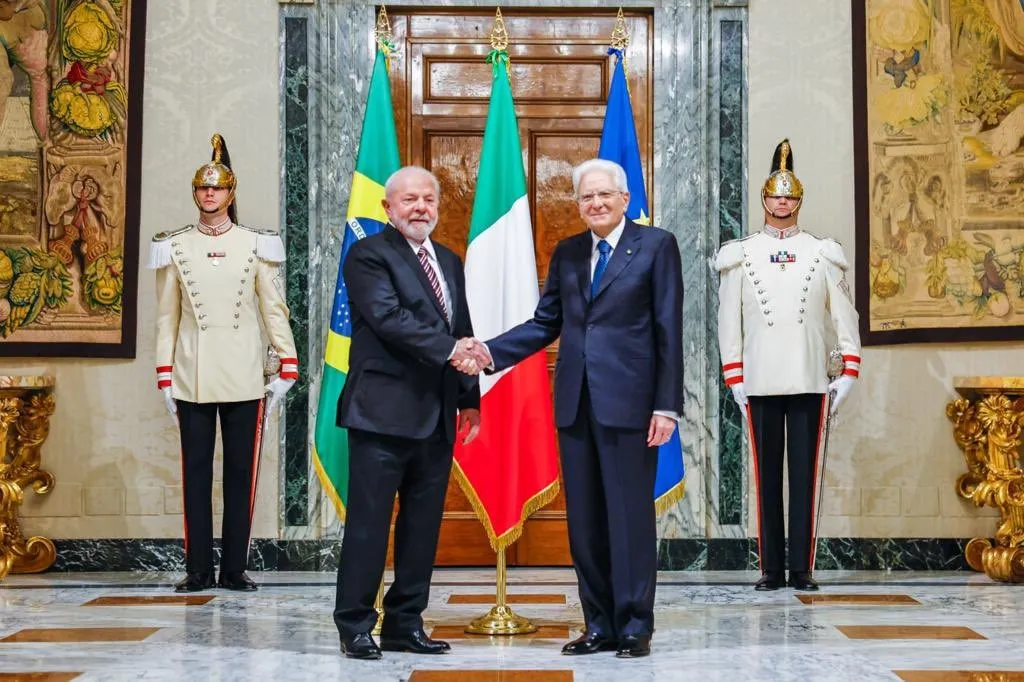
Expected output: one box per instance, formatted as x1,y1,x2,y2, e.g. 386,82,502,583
714,139,861,591
149,134,298,593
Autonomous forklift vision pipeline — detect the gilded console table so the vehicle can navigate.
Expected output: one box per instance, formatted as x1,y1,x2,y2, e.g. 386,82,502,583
946,377,1024,582
0,375,57,580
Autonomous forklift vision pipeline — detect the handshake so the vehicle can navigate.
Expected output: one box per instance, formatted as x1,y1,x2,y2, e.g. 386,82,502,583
450,337,492,375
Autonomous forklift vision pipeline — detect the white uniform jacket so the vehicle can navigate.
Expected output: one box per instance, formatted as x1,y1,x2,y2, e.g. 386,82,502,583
149,224,298,403
715,226,861,396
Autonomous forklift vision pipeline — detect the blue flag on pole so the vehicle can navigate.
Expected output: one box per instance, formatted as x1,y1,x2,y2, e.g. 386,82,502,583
598,48,685,515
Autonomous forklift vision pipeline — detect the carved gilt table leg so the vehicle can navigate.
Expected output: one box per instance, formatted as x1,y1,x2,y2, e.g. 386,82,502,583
947,386,1024,583
0,388,57,581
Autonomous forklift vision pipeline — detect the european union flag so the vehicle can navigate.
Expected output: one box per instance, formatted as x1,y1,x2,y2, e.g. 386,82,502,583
598,48,685,515
598,49,649,225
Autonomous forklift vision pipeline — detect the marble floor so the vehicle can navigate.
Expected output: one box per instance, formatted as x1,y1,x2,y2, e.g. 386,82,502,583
1,569,1022,681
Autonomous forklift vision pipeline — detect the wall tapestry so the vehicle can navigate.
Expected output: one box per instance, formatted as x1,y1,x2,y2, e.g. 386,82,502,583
854,0,1024,344
0,0,145,357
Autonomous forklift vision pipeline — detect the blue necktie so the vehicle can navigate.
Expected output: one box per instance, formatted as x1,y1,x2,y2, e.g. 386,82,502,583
591,239,611,298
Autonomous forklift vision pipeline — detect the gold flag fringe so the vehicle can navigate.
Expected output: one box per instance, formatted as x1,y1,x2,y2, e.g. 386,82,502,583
312,445,347,523
451,458,561,553
654,479,686,517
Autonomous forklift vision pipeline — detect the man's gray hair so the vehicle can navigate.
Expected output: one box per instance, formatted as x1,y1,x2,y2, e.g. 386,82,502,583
571,159,629,197
384,165,441,199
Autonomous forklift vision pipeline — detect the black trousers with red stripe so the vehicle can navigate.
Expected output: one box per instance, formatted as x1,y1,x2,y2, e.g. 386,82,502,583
747,393,827,574
176,399,264,574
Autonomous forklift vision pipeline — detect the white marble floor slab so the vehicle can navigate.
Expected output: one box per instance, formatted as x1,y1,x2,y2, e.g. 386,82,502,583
0,570,1021,681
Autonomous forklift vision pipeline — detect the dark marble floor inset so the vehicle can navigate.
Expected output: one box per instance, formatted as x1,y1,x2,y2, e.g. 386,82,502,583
837,626,985,640
430,624,571,640
895,673,1024,682
796,594,920,605
0,675,82,681
408,672,574,682
447,594,566,604
83,595,214,606
0,627,161,643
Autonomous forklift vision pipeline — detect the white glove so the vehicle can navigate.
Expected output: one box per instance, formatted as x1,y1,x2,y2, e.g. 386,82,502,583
265,377,296,412
162,386,178,424
730,383,748,409
828,375,856,416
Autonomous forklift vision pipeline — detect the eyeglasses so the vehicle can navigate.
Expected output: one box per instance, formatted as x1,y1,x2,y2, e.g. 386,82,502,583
577,190,623,205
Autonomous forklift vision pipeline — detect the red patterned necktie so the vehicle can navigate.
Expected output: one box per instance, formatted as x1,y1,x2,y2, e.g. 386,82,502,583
417,246,449,321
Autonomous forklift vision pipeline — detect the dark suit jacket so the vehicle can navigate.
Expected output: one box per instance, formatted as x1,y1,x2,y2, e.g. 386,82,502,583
337,226,480,443
487,220,683,430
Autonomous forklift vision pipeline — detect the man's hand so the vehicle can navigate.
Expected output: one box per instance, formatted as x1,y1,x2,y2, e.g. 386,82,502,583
828,375,856,416
458,408,481,445
647,414,676,447
265,377,296,412
162,386,178,425
451,338,492,375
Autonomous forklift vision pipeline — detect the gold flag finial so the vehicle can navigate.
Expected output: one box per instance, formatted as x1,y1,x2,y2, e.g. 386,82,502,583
610,7,630,51
490,7,509,52
375,5,392,48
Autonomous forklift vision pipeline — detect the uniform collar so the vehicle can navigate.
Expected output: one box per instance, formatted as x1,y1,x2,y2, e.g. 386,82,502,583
762,224,800,239
197,219,233,236
591,218,627,251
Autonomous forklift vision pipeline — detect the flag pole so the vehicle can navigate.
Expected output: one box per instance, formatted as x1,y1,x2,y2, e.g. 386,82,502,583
462,11,537,635
372,578,385,635
465,546,537,635
369,6,393,640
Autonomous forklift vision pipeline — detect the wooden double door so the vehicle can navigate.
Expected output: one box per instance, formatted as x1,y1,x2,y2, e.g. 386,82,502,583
383,8,654,566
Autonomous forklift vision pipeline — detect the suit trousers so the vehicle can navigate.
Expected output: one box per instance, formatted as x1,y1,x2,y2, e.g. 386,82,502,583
746,393,828,574
333,422,453,638
176,398,265,574
558,380,659,638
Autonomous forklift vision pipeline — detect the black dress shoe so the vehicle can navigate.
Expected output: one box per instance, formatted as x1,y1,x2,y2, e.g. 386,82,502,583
788,571,820,591
616,634,651,658
174,572,214,593
341,632,382,660
755,572,785,591
217,571,258,591
379,628,449,654
561,631,618,655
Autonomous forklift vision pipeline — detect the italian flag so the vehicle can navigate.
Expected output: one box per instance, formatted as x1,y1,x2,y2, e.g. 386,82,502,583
452,52,560,551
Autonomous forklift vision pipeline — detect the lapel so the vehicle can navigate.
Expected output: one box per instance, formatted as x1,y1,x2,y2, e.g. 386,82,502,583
575,231,595,304
593,220,643,301
437,247,459,328
385,226,451,328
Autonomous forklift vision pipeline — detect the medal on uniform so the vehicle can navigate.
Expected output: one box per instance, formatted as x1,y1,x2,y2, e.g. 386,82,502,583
207,251,225,266
770,250,796,270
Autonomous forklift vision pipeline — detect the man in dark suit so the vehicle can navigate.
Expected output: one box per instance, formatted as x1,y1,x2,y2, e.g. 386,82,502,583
333,166,482,660
460,159,683,658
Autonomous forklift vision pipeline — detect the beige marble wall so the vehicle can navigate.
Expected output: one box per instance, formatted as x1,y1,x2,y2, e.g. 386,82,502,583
8,0,282,539
748,0,1009,538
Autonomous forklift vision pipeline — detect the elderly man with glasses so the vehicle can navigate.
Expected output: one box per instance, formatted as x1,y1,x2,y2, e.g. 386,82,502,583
459,158,683,658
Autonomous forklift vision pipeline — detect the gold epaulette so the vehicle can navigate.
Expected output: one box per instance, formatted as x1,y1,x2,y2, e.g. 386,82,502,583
152,225,194,242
